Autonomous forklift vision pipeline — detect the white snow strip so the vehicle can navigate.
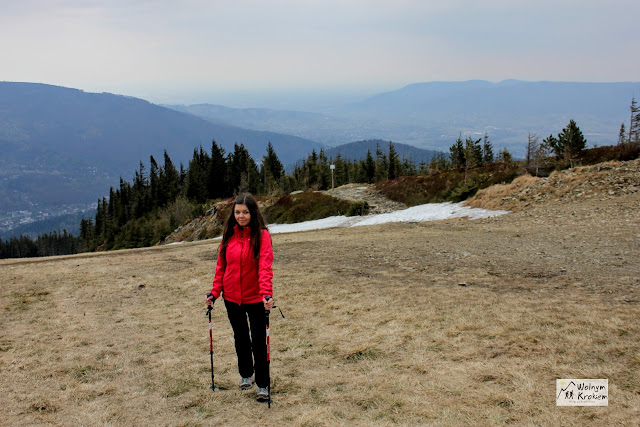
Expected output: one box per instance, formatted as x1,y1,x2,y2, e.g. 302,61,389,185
269,202,509,234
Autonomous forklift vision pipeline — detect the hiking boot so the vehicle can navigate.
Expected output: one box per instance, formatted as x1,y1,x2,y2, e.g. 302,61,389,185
256,387,269,402
239,376,254,390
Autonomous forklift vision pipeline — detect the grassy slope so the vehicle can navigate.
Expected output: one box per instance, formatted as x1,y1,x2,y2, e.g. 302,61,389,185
1,191,639,425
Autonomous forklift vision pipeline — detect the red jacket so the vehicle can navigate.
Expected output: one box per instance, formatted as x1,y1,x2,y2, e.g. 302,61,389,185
211,226,273,305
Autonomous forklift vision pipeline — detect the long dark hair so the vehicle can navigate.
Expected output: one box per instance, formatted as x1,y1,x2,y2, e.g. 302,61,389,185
219,193,268,263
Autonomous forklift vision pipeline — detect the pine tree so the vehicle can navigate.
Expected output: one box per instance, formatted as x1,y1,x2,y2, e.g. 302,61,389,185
557,119,587,164
543,134,560,158
429,152,449,171
263,142,284,181
449,135,465,168
482,133,494,164
464,137,483,168
629,97,640,144
364,149,376,183
162,150,181,203
306,149,319,188
526,133,538,170
388,141,400,180
207,140,227,199
318,149,331,190
618,123,626,145
227,143,259,194
498,147,513,163
133,161,149,218
374,143,388,181
149,155,161,208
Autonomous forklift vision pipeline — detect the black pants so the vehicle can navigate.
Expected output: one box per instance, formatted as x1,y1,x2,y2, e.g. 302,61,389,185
224,299,268,388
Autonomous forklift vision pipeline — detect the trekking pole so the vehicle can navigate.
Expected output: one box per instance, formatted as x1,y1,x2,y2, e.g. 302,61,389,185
206,293,215,392
263,297,284,408
265,296,273,408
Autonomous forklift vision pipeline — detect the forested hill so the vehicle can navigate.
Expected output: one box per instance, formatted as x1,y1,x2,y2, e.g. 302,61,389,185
0,82,324,213
325,139,440,165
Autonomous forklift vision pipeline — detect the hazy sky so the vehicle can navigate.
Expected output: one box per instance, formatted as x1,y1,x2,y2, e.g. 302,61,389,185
2,0,639,104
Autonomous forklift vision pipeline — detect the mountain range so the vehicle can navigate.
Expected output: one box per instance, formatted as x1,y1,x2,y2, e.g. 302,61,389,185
169,80,640,154
0,82,323,215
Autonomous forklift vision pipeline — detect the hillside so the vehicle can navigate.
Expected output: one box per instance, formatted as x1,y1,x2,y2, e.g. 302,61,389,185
1,160,638,425
0,82,323,214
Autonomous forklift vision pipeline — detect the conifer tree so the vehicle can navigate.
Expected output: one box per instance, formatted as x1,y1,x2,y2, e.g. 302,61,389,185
162,150,181,202
374,143,388,181
498,147,513,163
187,146,212,202
207,140,227,199
629,97,640,143
464,137,483,168
228,143,259,194
557,119,587,163
149,155,161,208
317,149,331,190
618,123,626,145
482,132,494,164
449,135,465,169
364,149,376,183
332,154,347,187
261,141,284,193
388,141,400,180
306,149,319,188
429,152,449,171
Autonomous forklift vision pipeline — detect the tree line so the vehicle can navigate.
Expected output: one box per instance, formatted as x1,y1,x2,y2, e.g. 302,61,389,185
0,230,80,259
1,139,422,257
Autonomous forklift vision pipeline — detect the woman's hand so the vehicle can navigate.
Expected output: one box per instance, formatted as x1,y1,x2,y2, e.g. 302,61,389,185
205,292,215,307
263,296,274,311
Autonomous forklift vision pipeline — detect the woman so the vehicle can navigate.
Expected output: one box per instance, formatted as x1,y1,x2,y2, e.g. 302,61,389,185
205,193,275,402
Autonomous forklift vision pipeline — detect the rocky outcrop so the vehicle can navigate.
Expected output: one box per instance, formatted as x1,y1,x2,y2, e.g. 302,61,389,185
465,159,640,212
161,200,232,244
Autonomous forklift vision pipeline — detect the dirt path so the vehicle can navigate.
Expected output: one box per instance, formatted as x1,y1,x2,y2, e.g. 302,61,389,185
324,182,407,214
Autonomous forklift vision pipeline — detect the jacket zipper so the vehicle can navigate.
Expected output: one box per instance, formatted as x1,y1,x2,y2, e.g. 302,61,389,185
239,229,244,305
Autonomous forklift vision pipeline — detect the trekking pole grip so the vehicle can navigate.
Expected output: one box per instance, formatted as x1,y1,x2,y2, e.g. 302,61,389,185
206,293,214,316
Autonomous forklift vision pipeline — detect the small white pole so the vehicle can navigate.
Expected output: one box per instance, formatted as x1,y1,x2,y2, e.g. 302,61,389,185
330,164,335,189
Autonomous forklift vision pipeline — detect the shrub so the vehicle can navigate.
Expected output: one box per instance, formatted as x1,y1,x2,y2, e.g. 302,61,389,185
264,191,351,224
375,163,522,206
346,201,370,216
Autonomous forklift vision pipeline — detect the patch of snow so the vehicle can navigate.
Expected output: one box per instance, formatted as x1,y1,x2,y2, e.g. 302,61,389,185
269,202,508,235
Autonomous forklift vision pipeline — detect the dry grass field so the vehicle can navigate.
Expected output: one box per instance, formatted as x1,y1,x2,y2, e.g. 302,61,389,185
1,192,639,426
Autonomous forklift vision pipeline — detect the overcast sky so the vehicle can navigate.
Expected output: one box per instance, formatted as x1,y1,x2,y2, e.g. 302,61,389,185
2,0,639,104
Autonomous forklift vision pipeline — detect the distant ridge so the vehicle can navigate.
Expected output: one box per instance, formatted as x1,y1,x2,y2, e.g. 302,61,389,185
166,80,640,156
353,80,640,116
324,139,440,164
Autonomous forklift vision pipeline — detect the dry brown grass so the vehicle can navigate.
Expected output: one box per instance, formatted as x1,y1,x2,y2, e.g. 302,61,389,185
1,193,639,426
465,174,541,211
